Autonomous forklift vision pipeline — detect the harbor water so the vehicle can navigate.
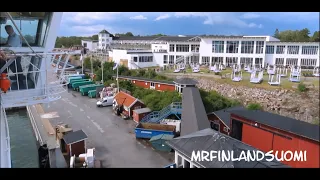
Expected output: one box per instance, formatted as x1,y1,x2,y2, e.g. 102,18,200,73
6,108,39,168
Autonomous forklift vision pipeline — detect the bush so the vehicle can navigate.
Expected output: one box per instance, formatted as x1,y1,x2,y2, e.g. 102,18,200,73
298,83,307,92
247,103,263,110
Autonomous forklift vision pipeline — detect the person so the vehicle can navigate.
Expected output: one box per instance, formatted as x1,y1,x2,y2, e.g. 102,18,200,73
4,25,22,47
0,25,25,89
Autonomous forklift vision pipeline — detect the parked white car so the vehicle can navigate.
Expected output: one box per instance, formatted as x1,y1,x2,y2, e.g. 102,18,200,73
96,96,114,107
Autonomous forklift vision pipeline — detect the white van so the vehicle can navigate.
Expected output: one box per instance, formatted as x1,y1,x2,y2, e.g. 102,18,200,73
96,96,114,107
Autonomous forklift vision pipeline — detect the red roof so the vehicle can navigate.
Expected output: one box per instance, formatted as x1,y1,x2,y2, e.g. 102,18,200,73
114,91,139,108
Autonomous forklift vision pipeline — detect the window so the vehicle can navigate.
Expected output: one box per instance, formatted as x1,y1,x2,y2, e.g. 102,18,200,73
240,57,253,65
102,43,105,46
83,43,87,47
275,58,284,66
255,58,263,66
133,57,138,62
102,39,105,41
226,57,238,66
226,41,239,53
176,44,189,52
287,46,299,54
211,57,223,64
163,55,168,64
201,56,210,65
255,41,264,54
286,58,298,66
169,55,174,64
302,46,318,55
212,41,224,53
191,44,200,52
176,55,182,60
276,45,285,54
300,59,317,66
0,12,52,47
266,45,275,54
169,44,175,52
138,56,153,62
241,41,254,54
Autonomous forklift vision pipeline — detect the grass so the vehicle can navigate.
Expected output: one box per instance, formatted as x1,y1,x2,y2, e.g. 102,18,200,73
162,67,320,91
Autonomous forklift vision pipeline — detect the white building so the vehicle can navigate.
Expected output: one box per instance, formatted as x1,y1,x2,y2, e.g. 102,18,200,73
98,30,113,50
81,39,98,51
108,34,319,69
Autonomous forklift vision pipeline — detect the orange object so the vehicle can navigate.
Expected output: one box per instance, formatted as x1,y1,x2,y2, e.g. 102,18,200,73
0,73,11,93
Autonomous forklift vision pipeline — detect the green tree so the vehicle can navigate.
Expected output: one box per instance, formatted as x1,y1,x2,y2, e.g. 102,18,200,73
310,31,319,42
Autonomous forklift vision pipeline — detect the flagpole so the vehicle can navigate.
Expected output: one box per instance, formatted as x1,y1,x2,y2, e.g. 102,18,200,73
81,54,84,74
116,64,119,93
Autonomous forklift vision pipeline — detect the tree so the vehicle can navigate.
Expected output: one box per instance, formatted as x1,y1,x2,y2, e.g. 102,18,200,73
91,35,98,40
310,31,319,42
274,28,280,39
125,32,134,36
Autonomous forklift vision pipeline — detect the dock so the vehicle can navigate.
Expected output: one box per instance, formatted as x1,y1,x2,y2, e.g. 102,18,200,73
27,104,67,168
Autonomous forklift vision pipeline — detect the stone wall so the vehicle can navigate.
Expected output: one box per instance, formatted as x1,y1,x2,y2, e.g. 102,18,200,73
177,75,319,124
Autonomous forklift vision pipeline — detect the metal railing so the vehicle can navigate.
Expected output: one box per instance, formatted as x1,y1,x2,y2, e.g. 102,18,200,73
0,51,80,108
0,106,11,168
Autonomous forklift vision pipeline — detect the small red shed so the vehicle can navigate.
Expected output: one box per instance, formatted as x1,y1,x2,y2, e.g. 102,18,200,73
114,91,145,117
229,110,320,168
207,106,246,136
132,107,152,123
61,130,88,157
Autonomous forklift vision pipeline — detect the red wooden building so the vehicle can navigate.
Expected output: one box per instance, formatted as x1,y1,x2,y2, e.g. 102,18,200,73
114,91,145,117
207,106,245,136
61,130,88,157
132,107,151,123
115,75,175,91
228,110,320,168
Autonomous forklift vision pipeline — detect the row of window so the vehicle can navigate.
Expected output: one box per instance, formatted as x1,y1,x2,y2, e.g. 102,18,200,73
274,58,317,66
200,56,263,65
163,55,200,64
266,45,318,55
132,56,153,62
169,44,200,52
212,41,265,54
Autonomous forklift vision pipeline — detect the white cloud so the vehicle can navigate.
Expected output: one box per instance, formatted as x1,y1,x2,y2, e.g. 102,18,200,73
241,13,261,19
129,15,147,20
62,12,121,25
154,14,170,21
173,12,263,29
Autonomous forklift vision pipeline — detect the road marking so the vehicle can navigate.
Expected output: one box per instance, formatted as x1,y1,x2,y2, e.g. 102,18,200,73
67,110,72,116
68,102,78,107
84,104,89,108
80,108,84,112
89,119,105,133
87,116,91,119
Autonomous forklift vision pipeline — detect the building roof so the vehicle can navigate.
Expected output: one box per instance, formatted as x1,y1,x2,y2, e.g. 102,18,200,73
133,107,151,114
180,87,210,136
113,36,199,42
99,29,110,34
230,110,320,142
173,78,198,85
114,75,175,85
166,128,289,168
208,106,246,128
114,91,141,108
63,130,88,145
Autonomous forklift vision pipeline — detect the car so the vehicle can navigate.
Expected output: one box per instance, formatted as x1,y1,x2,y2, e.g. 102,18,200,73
96,96,114,107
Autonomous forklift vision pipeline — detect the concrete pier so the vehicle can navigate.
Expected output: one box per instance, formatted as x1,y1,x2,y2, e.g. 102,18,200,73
27,104,67,168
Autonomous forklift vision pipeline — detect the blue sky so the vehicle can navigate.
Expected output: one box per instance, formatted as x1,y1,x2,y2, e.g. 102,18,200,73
59,12,319,37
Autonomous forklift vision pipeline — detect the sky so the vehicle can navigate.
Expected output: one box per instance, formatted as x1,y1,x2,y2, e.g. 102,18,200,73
59,12,319,37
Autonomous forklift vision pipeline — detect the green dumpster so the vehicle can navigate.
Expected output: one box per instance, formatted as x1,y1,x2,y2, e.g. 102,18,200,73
149,134,174,152
88,90,97,98
80,84,104,96
72,81,93,91
68,79,90,88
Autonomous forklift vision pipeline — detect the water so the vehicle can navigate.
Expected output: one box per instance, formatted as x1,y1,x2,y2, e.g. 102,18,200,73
6,108,39,168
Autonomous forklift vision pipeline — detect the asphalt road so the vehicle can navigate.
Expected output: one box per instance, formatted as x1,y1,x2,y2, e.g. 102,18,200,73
42,89,173,168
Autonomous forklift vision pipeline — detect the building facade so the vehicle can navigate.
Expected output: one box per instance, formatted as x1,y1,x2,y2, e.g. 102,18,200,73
106,34,319,69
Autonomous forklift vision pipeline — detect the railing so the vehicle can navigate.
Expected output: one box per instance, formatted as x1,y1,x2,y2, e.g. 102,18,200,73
0,106,11,168
175,50,199,64
140,102,182,123
0,51,80,108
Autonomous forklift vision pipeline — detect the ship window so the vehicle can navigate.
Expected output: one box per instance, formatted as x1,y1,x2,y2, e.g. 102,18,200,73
0,12,52,47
